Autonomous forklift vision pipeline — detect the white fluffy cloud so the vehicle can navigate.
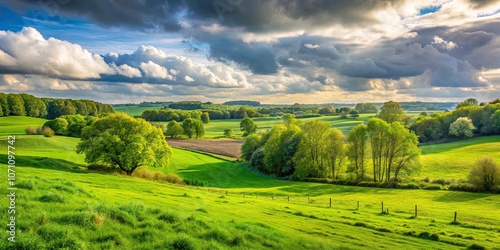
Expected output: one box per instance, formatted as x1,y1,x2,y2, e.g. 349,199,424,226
0,27,112,78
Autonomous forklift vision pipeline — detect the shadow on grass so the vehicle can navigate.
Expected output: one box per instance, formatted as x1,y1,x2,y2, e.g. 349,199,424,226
432,191,496,202
0,154,88,174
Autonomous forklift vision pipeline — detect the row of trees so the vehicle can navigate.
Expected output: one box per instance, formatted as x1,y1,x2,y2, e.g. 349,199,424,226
160,118,205,139
242,114,420,182
43,115,96,137
410,99,500,142
0,92,114,118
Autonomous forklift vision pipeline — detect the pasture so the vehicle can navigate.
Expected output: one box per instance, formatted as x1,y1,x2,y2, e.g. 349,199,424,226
1,128,499,249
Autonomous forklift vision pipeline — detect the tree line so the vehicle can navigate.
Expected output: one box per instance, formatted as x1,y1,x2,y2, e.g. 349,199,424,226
410,99,500,142
0,92,114,119
241,112,420,184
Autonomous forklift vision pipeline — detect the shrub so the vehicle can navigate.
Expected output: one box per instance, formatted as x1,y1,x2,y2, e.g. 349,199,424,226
171,236,195,250
424,184,442,190
87,163,115,173
396,182,420,189
431,178,452,185
36,127,44,135
43,127,55,137
468,156,500,191
467,244,487,250
448,183,479,192
132,168,184,184
17,180,35,190
25,126,37,135
357,181,380,187
158,212,179,223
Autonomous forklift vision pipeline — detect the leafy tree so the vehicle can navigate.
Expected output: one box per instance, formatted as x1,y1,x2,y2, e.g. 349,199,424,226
241,134,261,161
319,106,335,115
349,110,360,118
282,113,297,127
20,93,47,117
201,112,210,124
166,120,183,138
294,120,330,179
43,118,69,135
490,98,500,105
223,128,234,138
61,115,92,137
491,110,500,134
324,128,346,179
456,98,479,109
182,118,204,139
378,101,404,123
347,124,368,180
468,157,500,191
77,113,172,175
367,118,390,182
387,122,421,182
0,93,9,116
7,94,26,116
411,118,443,142
240,117,257,137
449,117,475,138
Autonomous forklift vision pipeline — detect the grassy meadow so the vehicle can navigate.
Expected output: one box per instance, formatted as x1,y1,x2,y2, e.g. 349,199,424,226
1,116,499,249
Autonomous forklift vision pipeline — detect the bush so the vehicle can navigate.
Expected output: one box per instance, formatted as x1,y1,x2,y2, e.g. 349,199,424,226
87,164,115,173
132,168,184,184
43,127,55,137
25,126,37,135
396,182,420,189
36,127,44,135
448,183,479,192
431,178,452,185
424,184,442,190
467,244,486,250
468,157,500,191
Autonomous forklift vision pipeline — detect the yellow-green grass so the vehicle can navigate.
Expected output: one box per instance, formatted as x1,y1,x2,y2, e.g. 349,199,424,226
188,114,374,138
1,134,499,249
419,136,500,179
0,116,48,136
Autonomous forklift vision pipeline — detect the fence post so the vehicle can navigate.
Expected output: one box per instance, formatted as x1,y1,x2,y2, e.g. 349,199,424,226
226,191,228,196
357,201,360,211
415,205,418,218
454,212,457,223
287,195,290,202
381,202,384,213
329,198,332,208
272,193,274,200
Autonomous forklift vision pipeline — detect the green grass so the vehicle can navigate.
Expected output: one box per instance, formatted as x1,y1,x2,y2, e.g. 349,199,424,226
420,136,500,179
0,116,48,136
1,130,499,249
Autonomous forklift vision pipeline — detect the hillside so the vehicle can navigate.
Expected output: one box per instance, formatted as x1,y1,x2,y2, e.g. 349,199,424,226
1,132,499,249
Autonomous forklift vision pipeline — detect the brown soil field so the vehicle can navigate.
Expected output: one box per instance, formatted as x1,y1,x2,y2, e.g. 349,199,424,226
166,138,243,158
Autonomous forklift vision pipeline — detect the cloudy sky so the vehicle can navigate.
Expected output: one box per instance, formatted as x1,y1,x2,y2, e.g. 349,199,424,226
0,0,499,104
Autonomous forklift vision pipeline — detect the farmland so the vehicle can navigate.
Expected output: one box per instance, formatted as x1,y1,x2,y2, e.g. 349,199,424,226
1,116,500,249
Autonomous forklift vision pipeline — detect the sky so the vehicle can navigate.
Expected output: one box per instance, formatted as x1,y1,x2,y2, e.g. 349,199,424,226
0,0,499,104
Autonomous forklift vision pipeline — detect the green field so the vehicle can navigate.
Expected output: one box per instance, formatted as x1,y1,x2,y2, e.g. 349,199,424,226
112,105,164,116
0,116,49,136
1,116,499,249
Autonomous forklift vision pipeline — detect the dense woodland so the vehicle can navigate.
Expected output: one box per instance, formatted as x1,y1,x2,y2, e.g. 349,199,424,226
0,92,114,119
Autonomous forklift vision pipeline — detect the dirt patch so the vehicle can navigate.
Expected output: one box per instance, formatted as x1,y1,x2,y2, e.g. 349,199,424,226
167,138,243,158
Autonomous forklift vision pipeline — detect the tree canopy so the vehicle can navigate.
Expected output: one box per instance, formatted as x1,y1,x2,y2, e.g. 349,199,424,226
77,113,172,175
378,101,405,123
240,117,257,137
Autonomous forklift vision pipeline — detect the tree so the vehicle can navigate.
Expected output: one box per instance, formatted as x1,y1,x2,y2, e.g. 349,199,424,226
166,120,183,138
282,113,298,127
241,134,261,161
223,128,234,138
294,120,330,179
367,118,390,182
456,98,479,109
0,93,9,116
7,94,26,116
264,124,301,177
449,117,475,138
349,110,360,118
77,113,172,175
43,118,69,135
378,101,404,123
325,128,346,179
492,110,500,134
182,118,204,139
347,124,368,180
240,117,257,137
201,112,210,124
319,106,335,115
468,157,500,191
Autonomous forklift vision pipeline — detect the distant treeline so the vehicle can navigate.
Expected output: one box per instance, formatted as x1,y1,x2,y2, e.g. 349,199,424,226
410,99,500,142
0,92,114,119
223,100,261,106
140,102,378,122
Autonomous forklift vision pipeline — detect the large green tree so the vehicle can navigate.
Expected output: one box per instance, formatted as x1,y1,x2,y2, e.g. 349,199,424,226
378,101,405,123
240,117,257,137
346,124,369,180
182,118,204,139
325,128,347,179
294,120,330,179
166,120,183,138
77,113,172,175
449,117,475,138
7,94,26,116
